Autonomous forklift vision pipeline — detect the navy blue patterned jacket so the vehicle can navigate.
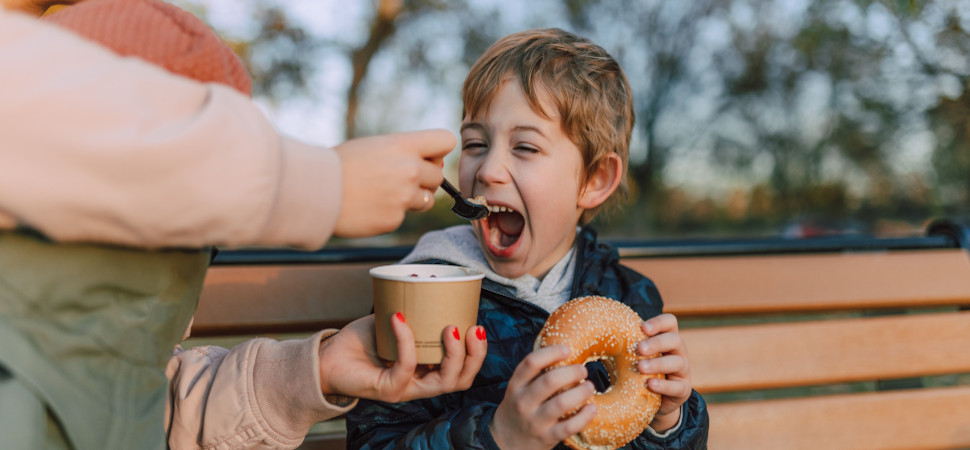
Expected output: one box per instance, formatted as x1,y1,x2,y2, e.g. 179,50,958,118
347,227,709,449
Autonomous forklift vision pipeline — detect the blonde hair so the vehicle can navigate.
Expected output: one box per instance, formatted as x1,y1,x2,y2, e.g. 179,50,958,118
462,28,634,224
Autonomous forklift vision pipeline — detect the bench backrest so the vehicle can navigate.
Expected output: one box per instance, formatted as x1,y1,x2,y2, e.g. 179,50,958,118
195,223,970,449
630,249,970,449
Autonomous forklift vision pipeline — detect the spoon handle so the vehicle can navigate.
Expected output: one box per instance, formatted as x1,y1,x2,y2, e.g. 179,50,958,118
440,178,463,199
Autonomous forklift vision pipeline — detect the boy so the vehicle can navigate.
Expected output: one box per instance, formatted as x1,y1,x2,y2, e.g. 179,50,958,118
347,28,709,449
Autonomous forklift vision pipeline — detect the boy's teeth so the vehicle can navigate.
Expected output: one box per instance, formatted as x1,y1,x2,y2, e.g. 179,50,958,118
465,196,512,213
487,205,512,213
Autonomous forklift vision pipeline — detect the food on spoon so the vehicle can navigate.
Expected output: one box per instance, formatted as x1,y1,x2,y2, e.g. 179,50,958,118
467,196,488,207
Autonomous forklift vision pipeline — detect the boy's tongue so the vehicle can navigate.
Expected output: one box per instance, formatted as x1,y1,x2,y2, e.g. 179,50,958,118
491,212,524,247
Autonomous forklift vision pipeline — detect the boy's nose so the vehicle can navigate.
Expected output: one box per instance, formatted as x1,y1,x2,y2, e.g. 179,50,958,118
475,147,512,185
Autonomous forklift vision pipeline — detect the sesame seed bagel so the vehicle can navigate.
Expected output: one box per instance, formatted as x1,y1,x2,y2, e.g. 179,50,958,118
534,296,663,450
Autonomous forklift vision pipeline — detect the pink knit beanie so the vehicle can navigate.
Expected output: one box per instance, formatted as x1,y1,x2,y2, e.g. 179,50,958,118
43,0,252,96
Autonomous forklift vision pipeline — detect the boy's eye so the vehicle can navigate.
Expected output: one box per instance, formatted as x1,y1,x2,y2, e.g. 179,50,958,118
515,145,540,154
462,141,488,153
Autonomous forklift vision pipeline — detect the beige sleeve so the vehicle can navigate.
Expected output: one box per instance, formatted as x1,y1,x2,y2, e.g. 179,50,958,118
165,330,358,449
0,10,341,250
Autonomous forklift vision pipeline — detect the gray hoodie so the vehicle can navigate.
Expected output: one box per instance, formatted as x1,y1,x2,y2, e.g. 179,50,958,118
400,225,577,313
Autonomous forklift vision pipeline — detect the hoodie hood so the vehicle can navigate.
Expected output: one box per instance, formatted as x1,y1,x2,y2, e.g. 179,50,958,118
400,225,576,313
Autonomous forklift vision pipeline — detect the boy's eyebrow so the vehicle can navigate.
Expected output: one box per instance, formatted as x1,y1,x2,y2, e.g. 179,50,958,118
459,123,485,134
460,123,548,139
512,125,548,139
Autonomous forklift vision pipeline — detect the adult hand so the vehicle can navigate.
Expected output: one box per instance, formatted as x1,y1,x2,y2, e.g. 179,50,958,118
637,313,692,433
490,345,597,450
1,0,83,16
333,129,454,238
318,314,486,403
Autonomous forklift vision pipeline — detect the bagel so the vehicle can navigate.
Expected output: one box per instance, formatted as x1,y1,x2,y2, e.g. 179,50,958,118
534,295,663,450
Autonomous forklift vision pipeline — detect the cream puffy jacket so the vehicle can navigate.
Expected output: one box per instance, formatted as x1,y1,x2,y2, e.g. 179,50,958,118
0,9,356,448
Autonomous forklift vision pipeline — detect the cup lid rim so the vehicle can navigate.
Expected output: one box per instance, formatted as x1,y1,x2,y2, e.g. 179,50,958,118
370,264,485,282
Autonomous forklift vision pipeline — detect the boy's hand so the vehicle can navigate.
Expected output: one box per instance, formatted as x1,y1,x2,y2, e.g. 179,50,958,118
318,314,486,403
637,313,692,433
491,345,597,450
333,129,453,238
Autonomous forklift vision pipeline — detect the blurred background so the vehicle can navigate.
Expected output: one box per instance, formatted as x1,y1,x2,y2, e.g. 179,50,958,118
175,0,970,245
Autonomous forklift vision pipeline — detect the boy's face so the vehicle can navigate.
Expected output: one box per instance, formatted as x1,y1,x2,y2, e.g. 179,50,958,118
459,80,589,279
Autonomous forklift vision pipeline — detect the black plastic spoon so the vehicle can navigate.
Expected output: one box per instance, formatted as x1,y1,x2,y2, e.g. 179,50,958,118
440,178,489,220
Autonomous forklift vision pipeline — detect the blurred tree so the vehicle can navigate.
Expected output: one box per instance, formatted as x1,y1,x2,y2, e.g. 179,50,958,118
344,0,462,138
188,0,970,240
245,5,317,102
175,1,317,103
924,4,970,217
558,0,723,236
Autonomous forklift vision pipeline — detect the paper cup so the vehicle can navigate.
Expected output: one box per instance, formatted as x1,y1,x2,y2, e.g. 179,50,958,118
371,264,484,364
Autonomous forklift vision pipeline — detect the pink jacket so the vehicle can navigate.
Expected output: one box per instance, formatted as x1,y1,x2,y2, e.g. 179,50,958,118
1,10,355,448
0,9,340,251
167,331,358,449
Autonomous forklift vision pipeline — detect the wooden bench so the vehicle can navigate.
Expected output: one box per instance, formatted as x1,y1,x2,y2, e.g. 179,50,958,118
192,219,970,449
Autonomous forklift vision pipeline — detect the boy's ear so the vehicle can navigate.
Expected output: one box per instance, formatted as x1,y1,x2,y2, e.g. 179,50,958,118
578,153,622,209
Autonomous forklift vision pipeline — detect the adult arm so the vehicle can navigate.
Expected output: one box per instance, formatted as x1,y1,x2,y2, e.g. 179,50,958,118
0,10,341,250
166,331,356,450
167,316,486,449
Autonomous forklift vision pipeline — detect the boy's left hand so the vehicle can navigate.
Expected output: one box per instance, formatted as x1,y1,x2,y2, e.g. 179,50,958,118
636,313,692,433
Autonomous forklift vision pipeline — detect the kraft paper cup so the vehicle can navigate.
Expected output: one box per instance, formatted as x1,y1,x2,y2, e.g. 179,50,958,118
371,264,484,364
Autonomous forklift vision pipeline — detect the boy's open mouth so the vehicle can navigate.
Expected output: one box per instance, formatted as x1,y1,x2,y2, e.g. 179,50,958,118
482,205,524,255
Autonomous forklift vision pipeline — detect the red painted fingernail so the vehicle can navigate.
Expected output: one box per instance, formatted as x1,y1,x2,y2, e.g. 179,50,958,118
395,312,404,323
452,327,460,340
476,326,486,340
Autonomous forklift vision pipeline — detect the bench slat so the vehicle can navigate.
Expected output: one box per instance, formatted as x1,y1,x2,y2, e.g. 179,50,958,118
297,434,345,450
626,249,970,316
193,263,383,335
193,249,970,335
708,385,970,450
684,311,970,393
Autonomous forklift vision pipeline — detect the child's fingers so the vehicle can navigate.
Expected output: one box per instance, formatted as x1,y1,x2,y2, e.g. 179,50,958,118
637,353,687,377
535,380,595,424
509,345,570,388
518,364,588,411
387,313,418,386
548,403,598,443
647,377,693,404
637,332,686,358
642,313,679,337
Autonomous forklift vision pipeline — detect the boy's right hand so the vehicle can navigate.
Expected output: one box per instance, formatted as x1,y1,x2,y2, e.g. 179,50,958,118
490,345,597,450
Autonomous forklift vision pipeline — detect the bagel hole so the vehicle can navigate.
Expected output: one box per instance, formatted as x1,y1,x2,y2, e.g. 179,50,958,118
586,358,616,393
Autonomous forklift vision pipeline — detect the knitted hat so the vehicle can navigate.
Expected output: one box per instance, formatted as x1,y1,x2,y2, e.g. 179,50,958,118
42,0,251,96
